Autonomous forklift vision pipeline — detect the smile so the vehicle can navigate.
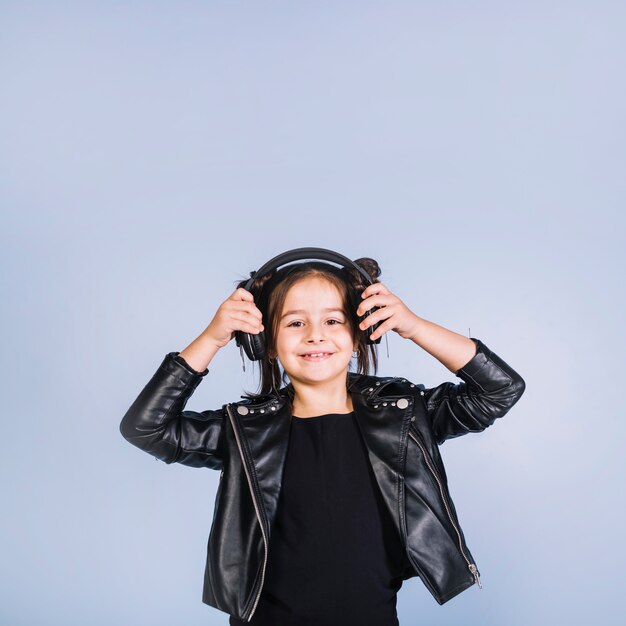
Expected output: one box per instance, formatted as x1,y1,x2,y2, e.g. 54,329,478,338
300,352,334,361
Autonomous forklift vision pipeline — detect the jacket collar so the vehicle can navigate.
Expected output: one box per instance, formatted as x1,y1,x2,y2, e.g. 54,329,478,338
234,371,407,410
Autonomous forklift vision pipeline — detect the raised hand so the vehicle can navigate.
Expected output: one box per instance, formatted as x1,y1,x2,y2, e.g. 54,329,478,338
356,282,421,342
202,287,265,349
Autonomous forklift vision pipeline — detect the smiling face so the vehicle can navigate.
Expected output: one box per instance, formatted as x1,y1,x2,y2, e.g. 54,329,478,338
274,275,358,390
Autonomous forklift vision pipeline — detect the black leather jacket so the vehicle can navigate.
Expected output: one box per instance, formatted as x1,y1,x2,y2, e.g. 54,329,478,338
120,337,525,623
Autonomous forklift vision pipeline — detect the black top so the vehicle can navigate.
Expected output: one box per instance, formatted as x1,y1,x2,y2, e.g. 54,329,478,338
229,411,409,626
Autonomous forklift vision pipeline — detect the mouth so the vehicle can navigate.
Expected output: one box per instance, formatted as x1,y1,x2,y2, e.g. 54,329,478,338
299,352,334,361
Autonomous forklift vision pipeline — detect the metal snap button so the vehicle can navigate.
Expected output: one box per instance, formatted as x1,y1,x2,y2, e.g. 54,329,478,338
397,398,409,409
237,406,249,415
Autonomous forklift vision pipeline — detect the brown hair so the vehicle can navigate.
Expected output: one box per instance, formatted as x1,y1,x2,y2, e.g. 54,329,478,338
233,257,382,401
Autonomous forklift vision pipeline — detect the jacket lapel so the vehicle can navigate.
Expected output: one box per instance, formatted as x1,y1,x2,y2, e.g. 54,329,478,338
350,386,413,538
230,397,292,534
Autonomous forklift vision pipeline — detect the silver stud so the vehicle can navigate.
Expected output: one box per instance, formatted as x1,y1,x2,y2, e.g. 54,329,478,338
383,402,388,406
237,406,249,415
260,409,265,413
376,382,380,386
391,401,396,406
420,390,425,396
411,416,415,422
410,384,415,388
397,398,409,409
271,406,276,411
368,387,373,392
374,404,379,408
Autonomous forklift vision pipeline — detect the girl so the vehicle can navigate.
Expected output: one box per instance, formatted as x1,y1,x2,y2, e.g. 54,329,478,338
120,251,526,626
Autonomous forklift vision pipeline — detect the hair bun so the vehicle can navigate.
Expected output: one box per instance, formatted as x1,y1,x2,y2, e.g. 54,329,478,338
352,257,381,284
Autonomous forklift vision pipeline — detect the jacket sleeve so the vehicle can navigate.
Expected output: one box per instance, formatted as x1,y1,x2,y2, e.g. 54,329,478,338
421,337,526,445
119,352,225,470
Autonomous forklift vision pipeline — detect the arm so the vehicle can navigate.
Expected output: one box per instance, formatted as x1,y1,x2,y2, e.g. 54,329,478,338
409,315,479,375
119,352,225,470
416,337,526,445
355,285,525,444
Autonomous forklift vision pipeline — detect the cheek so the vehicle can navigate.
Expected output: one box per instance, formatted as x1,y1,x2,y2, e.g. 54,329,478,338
274,331,294,351
338,325,356,339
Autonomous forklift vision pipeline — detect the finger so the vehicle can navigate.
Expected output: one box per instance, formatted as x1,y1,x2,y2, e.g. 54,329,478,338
237,307,263,325
242,301,264,321
361,282,387,299
368,317,394,341
229,298,263,322
234,287,254,302
356,293,393,317
358,306,393,330
232,314,264,333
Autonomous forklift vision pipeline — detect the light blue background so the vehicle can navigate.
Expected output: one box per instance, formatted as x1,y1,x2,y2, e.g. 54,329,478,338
2,1,624,625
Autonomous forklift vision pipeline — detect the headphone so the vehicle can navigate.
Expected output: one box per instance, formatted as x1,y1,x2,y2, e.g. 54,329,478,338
234,247,382,364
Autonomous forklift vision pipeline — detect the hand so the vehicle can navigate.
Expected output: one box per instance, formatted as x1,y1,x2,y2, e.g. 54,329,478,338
356,282,421,342
202,288,265,349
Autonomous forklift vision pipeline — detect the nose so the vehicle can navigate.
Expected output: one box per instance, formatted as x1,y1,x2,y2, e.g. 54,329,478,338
305,320,327,343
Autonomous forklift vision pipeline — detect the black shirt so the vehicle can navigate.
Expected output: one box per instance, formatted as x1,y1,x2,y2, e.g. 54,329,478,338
229,411,408,626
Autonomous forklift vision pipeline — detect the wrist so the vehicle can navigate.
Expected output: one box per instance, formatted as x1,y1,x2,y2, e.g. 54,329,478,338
199,331,222,353
408,317,425,343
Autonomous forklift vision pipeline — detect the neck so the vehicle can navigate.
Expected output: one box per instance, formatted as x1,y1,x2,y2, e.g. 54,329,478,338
289,380,354,418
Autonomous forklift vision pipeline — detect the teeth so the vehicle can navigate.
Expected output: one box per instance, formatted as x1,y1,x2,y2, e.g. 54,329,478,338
304,353,329,357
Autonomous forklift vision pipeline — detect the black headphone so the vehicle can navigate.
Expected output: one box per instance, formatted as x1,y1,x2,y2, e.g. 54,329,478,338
234,247,382,363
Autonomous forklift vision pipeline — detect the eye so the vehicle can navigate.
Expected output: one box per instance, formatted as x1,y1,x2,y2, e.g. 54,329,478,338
287,319,343,327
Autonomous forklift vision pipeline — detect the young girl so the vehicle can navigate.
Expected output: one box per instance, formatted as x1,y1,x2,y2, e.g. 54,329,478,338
120,251,526,626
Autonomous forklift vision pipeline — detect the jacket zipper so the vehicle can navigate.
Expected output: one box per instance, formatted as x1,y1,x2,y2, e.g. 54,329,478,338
225,404,269,622
408,429,482,589
395,429,441,601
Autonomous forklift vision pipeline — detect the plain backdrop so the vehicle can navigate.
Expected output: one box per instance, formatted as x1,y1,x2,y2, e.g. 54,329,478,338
1,1,624,625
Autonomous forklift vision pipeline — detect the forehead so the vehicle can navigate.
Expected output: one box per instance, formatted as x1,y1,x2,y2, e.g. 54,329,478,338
282,276,344,306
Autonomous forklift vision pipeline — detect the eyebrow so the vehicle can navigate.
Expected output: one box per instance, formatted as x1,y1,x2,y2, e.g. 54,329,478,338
280,307,345,320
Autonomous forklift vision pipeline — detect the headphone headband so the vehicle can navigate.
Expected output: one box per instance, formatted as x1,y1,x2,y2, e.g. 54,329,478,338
243,247,374,291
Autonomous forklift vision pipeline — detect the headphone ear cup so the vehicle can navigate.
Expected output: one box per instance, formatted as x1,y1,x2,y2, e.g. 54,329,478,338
249,331,266,360
235,330,266,360
365,324,382,344
362,307,382,344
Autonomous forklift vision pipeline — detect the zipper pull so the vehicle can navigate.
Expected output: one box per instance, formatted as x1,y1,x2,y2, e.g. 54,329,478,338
469,564,482,589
